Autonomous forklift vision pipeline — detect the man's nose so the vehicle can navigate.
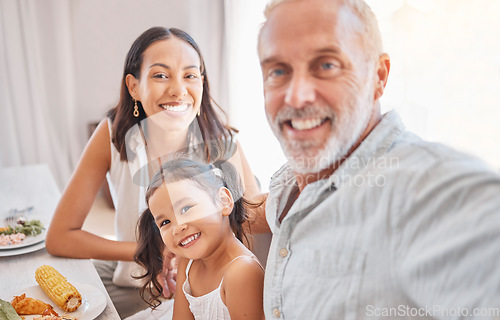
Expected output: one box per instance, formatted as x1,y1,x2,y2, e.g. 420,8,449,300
284,72,316,108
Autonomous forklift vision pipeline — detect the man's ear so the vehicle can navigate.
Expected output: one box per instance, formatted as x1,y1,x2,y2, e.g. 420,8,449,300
126,74,139,100
374,53,391,100
217,187,234,217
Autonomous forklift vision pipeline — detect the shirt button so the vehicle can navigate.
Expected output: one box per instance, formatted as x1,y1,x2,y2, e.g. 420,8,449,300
279,248,288,258
273,308,281,318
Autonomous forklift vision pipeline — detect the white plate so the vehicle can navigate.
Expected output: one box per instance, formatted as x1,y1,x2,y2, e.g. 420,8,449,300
11,283,106,320
0,240,45,257
0,230,46,250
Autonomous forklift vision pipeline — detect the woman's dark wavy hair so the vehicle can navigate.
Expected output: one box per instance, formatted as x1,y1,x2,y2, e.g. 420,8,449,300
134,158,256,308
107,26,235,162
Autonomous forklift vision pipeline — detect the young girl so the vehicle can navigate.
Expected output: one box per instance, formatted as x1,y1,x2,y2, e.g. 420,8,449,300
135,158,265,320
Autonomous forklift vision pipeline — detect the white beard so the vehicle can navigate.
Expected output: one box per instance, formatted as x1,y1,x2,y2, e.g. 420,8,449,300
268,85,373,175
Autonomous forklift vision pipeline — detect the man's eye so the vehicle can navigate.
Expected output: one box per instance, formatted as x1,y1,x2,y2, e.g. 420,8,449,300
269,68,286,77
317,60,342,71
160,219,170,227
321,62,337,70
264,67,289,87
314,59,342,77
181,206,193,215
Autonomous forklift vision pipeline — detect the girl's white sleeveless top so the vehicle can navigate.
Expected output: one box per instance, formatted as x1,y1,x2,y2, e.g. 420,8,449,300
183,256,261,320
183,259,231,320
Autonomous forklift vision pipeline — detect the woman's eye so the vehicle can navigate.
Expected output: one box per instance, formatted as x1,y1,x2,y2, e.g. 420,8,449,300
153,73,168,79
160,219,170,227
185,74,198,79
181,206,193,215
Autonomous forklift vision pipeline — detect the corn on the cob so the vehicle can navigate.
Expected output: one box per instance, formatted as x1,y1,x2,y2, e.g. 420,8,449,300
35,265,82,312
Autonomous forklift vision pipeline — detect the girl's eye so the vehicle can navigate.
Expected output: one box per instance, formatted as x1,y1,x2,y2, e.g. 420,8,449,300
185,74,198,79
160,219,170,227
181,205,193,215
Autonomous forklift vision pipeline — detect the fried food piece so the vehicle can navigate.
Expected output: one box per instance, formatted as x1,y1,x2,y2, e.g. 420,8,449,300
10,294,58,316
35,265,82,312
33,316,76,320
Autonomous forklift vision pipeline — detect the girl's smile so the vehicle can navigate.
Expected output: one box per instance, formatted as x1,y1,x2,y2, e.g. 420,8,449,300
179,232,201,248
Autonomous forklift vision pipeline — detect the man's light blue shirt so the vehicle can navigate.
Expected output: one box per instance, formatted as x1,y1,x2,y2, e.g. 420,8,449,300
264,111,500,319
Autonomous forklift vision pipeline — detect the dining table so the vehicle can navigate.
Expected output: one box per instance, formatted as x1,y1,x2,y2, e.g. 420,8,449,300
0,164,121,319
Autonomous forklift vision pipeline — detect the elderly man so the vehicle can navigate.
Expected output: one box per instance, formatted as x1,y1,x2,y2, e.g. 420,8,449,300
257,0,500,318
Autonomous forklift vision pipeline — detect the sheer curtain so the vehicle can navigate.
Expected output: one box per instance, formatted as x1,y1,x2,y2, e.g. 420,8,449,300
0,0,227,189
224,0,286,192
0,0,79,188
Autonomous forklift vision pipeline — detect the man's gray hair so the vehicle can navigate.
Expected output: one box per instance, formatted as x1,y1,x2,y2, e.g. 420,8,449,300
261,0,383,62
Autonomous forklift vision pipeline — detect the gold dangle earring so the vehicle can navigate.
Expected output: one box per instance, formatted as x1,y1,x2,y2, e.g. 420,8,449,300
133,99,139,118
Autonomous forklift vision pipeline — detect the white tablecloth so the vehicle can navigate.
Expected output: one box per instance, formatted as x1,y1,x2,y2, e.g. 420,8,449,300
0,249,120,319
0,164,120,319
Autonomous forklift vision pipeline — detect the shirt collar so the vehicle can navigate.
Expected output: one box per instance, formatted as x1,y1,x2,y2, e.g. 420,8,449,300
325,110,406,190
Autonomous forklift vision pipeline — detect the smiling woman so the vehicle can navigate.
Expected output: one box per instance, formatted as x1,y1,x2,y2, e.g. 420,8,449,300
125,37,203,136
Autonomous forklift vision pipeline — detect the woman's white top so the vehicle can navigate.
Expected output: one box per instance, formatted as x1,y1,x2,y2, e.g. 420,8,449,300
106,118,148,287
